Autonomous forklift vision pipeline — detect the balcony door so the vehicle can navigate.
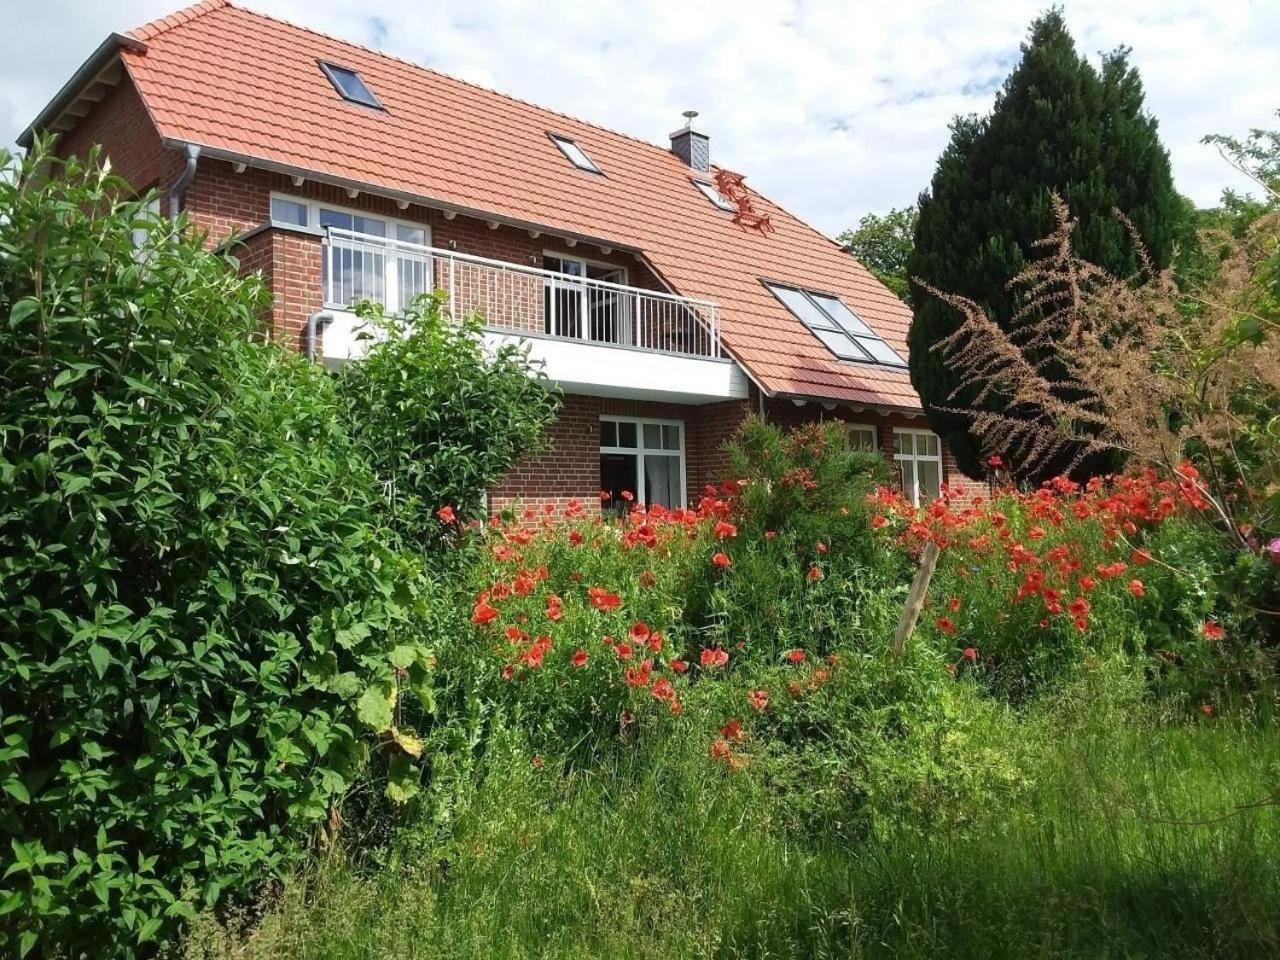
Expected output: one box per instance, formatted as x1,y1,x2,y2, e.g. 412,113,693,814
543,254,629,345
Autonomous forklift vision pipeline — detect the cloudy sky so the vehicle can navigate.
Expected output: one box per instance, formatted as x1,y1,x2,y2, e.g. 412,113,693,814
3,0,1275,236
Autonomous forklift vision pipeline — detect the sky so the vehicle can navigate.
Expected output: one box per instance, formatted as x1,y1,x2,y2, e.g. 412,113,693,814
2,0,1276,237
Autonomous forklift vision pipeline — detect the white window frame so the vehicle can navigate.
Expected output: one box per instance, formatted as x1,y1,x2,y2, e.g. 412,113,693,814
692,177,735,212
846,423,878,453
271,192,432,315
893,428,943,507
599,415,686,509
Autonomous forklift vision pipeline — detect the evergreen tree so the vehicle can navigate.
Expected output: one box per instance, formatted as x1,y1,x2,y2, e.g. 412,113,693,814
907,8,1185,480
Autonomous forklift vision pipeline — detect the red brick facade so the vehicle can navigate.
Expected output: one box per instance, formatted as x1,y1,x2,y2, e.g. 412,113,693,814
54,72,984,515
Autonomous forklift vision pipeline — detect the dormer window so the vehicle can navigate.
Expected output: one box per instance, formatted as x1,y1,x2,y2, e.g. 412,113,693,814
763,281,906,367
693,178,734,212
549,133,602,174
319,62,383,110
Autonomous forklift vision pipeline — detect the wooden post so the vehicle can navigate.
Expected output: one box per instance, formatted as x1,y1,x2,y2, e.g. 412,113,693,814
890,539,940,661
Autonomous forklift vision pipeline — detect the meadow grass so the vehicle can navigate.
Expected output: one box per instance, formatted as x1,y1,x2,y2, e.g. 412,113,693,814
185,691,1280,960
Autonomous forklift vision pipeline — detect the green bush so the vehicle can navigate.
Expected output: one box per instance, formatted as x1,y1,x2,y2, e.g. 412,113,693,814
0,143,434,956
335,296,559,549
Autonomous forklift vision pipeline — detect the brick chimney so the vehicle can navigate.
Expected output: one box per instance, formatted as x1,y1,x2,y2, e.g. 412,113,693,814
670,110,709,172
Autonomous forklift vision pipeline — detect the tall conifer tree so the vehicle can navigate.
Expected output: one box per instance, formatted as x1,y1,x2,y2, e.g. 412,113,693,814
907,9,1184,479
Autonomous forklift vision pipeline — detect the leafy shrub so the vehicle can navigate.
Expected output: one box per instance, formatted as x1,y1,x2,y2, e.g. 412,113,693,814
697,417,907,661
0,144,434,956
335,296,559,549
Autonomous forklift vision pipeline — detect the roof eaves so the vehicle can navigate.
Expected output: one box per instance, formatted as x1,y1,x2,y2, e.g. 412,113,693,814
163,136,646,256
17,33,147,148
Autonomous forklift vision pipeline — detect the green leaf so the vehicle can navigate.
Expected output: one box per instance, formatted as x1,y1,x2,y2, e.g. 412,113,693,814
87,643,111,679
355,685,394,732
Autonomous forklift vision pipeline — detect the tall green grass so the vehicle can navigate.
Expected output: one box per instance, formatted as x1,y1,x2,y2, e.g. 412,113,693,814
185,693,1280,960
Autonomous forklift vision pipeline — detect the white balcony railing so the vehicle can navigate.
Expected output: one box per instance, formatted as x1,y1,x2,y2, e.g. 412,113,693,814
322,227,722,359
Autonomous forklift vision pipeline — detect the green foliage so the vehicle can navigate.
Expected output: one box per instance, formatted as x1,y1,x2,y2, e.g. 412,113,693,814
335,296,559,548
0,142,435,956
836,205,918,301
707,417,906,657
186,704,1280,960
907,9,1186,479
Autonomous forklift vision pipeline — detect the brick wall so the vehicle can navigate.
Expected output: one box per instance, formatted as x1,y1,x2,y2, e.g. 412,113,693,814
55,75,181,193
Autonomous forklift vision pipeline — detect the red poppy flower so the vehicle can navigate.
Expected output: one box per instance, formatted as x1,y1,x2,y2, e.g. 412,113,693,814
546,595,564,621
614,642,635,660
709,738,732,761
807,565,823,582
620,490,635,502
962,647,978,662
568,529,584,546
588,587,622,611
748,689,769,712
670,658,689,674
436,505,457,524
935,616,956,635
571,649,589,668
816,542,828,555
1199,703,1213,716
651,678,675,701
947,597,961,612
599,490,611,502
711,552,732,569
471,599,500,626
624,660,653,688
714,520,738,540
699,647,729,669
987,454,1004,469
501,664,515,680
871,515,888,529
629,622,651,642
720,718,744,742
1127,579,1146,598
764,530,779,539
785,649,806,664
1202,620,1224,641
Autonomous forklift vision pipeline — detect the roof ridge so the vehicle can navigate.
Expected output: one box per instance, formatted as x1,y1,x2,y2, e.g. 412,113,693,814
204,2,699,166
128,0,231,43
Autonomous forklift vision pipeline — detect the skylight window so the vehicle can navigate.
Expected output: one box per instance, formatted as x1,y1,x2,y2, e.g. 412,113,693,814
549,133,602,174
693,178,735,212
763,281,907,367
319,62,383,109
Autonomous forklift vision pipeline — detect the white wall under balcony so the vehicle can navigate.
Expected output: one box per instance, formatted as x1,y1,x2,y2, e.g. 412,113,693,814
484,330,749,405
319,313,749,406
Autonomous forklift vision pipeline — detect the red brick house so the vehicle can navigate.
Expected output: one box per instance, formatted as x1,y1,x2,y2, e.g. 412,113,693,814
22,0,981,512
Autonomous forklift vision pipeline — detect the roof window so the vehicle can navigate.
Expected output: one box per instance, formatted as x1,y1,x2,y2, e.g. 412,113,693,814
549,133,602,174
763,281,906,367
320,62,383,109
693,178,735,211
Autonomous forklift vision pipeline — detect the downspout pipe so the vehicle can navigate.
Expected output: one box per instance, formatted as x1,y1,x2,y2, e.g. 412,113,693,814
167,143,201,220
306,310,335,361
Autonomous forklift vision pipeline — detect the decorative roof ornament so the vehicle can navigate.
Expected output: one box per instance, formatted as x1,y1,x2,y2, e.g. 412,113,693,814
713,169,773,234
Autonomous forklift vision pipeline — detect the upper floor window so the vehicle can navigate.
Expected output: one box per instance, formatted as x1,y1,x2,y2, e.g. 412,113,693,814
549,133,602,174
693,178,735,212
319,62,383,110
763,281,906,368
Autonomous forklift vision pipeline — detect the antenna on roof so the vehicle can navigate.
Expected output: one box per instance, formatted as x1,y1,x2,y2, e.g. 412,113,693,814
681,109,699,128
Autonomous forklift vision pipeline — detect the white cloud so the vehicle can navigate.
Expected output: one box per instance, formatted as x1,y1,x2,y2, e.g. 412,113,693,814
4,0,1275,235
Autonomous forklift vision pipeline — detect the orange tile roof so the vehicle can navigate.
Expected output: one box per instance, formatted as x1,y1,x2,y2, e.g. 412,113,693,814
121,0,921,409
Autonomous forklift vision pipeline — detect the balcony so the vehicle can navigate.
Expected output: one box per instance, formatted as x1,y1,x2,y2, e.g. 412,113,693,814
321,227,722,359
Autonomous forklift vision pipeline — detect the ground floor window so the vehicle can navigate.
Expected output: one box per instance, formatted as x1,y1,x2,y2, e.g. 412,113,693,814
846,423,878,452
893,428,942,506
600,416,685,511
